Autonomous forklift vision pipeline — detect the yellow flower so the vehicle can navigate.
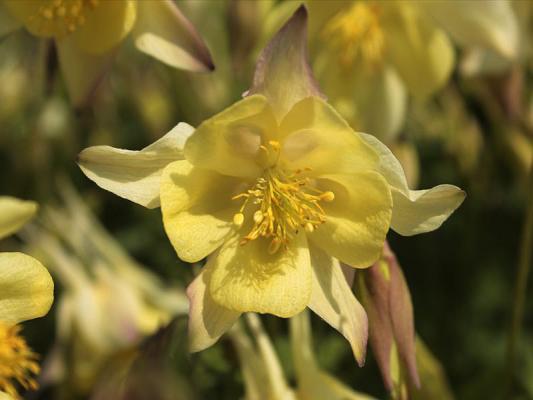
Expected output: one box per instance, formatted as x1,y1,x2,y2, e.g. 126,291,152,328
0,324,39,400
230,312,374,400
0,197,54,400
265,0,518,142
22,185,187,393
290,311,375,400
78,6,465,364
0,0,213,105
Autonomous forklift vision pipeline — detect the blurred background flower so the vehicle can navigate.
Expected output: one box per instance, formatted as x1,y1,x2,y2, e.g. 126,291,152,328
20,184,187,397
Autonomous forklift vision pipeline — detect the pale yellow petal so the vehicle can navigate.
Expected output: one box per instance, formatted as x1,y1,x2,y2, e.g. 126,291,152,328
0,252,54,324
307,247,368,366
389,185,466,236
326,64,407,143
291,311,374,400
309,172,392,268
279,97,379,175
160,160,238,263
56,36,115,107
208,233,312,318
247,6,325,120
133,0,213,71
184,95,277,178
0,2,21,37
359,133,465,235
78,122,193,208
383,2,454,99
187,270,241,353
418,0,519,59
0,197,37,240
71,0,137,54
0,391,14,400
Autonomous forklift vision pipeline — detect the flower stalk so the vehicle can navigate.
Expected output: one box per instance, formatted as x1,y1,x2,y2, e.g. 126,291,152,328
505,151,533,395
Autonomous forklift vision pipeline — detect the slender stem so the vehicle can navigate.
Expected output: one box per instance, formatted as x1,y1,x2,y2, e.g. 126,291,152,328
505,161,533,395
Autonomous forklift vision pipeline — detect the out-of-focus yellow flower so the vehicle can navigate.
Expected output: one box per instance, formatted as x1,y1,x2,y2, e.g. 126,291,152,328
231,311,374,400
265,0,518,142
290,311,375,400
22,186,187,393
0,0,213,105
78,6,465,364
231,314,296,400
0,197,54,400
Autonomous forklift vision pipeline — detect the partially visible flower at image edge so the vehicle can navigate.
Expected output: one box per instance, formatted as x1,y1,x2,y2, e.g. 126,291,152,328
0,197,54,399
78,6,465,365
0,0,214,105
263,0,519,142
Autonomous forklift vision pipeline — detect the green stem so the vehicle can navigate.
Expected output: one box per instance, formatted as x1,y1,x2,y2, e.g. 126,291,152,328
505,161,533,395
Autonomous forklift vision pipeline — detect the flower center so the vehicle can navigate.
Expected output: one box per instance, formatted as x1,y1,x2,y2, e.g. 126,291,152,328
27,0,101,38
322,2,385,68
232,141,334,254
0,323,40,399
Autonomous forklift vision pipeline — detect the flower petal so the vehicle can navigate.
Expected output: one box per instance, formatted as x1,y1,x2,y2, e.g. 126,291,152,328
307,246,368,366
279,97,379,175
231,314,296,400
418,0,519,59
383,2,455,99
246,5,325,120
78,122,193,209
0,252,54,324
71,0,137,54
187,270,240,352
208,233,312,318
319,63,407,143
0,3,21,38
291,310,375,400
309,171,392,268
357,242,419,391
56,36,115,107
359,133,465,236
184,95,277,178
0,197,37,240
160,160,238,263
133,0,214,72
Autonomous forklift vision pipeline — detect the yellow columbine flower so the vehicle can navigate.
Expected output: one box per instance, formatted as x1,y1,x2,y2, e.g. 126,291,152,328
22,185,187,393
0,198,54,400
0,0,213,105
78,6,465,364
265,0,518,142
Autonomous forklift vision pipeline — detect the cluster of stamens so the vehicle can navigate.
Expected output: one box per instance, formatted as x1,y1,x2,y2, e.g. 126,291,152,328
232,140,334,254
28,0,100,37
322,2,385,67
0,323,40,399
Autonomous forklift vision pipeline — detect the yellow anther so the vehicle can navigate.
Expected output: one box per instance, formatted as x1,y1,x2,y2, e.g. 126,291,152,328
0,323,40,398
42,8,54,19
320,191,335,202
253,210,264,224
268,140,281,151
26,0,101,38
233,213,244,227
232,166,330,250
